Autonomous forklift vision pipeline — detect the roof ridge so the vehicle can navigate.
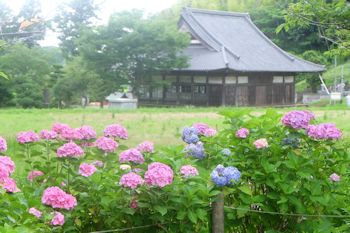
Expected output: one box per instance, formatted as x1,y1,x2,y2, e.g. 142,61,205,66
183,7,249,18
185,9,240,60
180,12,220,52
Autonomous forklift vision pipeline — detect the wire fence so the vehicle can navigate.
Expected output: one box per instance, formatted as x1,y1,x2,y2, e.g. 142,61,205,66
224,206,350,219
89,206,350,232
89,224,158,233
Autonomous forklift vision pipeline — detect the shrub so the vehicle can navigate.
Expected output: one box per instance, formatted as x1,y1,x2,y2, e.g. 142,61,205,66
0,123,211,232
0,109,349,233
207,109,350,232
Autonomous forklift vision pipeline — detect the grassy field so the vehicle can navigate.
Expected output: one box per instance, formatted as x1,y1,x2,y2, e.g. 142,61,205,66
1,106,349,178
0,106,349,148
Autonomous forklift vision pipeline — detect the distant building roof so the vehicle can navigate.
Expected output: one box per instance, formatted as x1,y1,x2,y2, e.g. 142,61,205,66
178,7,325,73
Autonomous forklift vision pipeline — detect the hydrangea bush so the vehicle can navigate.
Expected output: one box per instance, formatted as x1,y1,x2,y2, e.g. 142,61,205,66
209,109,350,232
0,109,349,233
0,122,212,232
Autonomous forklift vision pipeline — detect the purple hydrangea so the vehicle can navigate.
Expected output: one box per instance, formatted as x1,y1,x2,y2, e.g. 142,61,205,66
221,148,232,156
182,127,199,144
0,136,7,153
211,165,241,187
77,126,96,140
306,123,342,140
235,128,249,138
184,142,205,159
281,110,315,129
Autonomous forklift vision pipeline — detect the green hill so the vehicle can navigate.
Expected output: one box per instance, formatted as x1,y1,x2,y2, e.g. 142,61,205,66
323,61,350,85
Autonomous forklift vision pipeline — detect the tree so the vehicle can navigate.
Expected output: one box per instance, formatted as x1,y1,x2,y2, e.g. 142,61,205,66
297,50,329,93
54,0,98,58
0,43,51,107
279,0,350,57
78,10,189,101
0,1,18,39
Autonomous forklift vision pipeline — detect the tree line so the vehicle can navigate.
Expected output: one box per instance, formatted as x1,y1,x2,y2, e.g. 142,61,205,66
0,0,348,108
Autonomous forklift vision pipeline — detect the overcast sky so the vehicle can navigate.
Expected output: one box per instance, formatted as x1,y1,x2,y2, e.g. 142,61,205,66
6,0,177,46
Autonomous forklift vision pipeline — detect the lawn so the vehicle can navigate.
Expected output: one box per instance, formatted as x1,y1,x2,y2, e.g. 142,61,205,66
1,106,349,148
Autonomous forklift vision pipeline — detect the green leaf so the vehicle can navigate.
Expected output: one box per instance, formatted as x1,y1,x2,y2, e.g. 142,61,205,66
196,209,207,221
177,210,186,220
188,209,197,223
261,160,275,174
154,205,167,216
0,71,9,80
238,185,252,196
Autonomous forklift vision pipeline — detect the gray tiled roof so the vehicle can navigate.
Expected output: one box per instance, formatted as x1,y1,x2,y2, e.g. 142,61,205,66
178,7,325,73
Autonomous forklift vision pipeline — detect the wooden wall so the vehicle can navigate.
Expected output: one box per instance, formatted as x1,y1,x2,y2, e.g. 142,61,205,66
138,71,296,106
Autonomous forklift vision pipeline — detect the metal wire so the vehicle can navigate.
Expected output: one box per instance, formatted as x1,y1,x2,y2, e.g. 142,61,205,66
89,224,158,233
224,206,350,218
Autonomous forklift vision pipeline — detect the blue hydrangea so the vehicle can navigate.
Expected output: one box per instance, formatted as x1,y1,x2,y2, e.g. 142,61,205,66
185,142,205,159
282,137,300,148
211,165,241,187
210,172,227,187
182,127,199,144
223,166,241,185
221,148,232,156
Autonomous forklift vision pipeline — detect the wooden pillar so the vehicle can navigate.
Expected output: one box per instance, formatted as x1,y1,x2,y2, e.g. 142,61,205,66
206,74,209,106
222,75,226,106
191,75,194,105
212,192,224,233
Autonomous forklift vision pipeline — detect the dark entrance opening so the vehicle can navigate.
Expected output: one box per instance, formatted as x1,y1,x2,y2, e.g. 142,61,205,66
208,85,223,106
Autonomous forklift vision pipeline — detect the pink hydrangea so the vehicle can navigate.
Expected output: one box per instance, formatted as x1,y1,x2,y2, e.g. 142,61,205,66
193,123,217,137
329,173,340,182
51,212,65,226
57,142,84,158
77,125,96,140
119,172,144,189
104,124,128,139
254,138,269,149
0,156,15,174
52,123,70,134
137,141,154,153
119,149,144,164
0,164,10,182
27,170,44,182
79,163,97,177
144,162,173,188
60,127,83,141
281,110,315,129
16,131,40,144
180,165,199,178
193,123,210,135
203,128,217,137
42,186,77,210
0,136,7,153
307,123,342,140
39,130,58,140
235,128,249,138
29,207,42,218
95,137,118,153
92,160,104,167
2,178,20,193
130,198,138,209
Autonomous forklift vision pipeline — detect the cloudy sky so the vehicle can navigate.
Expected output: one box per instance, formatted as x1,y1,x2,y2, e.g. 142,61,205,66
6,0,177,46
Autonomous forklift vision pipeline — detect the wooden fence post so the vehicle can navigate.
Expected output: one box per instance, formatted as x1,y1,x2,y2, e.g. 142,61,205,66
212,191,224,233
